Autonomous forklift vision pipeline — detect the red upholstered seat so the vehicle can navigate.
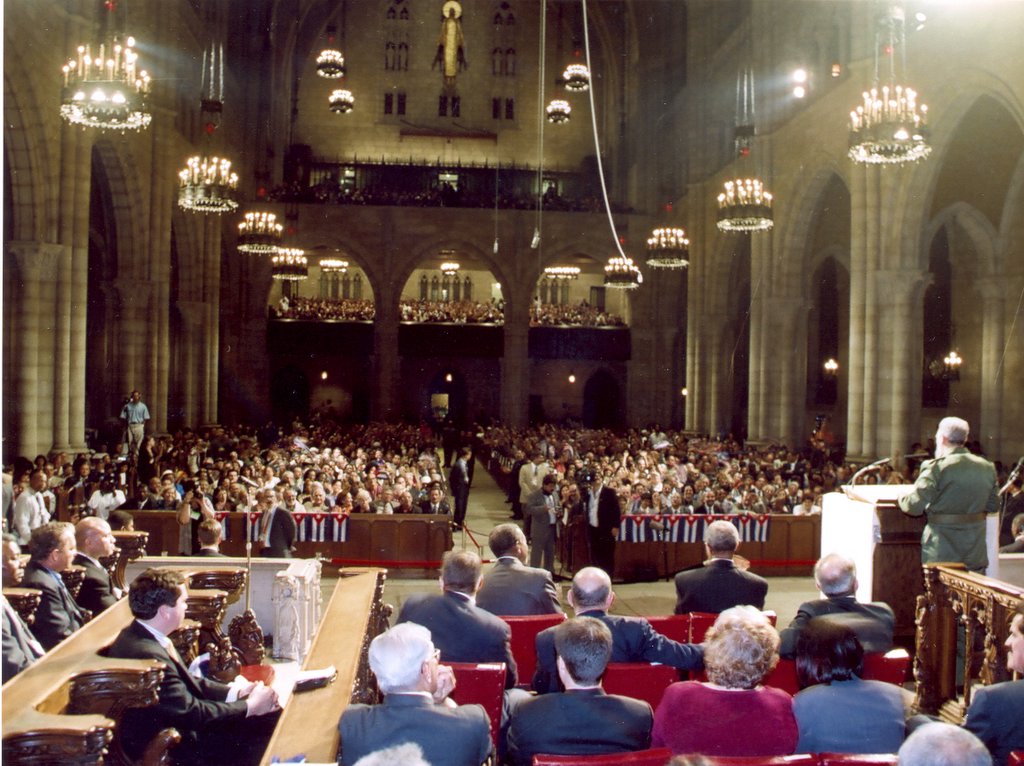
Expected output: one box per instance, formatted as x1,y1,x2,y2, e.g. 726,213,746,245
645,614,691,645
861,648,910,686
1009,751,1024,766
531,747,673,765
818,755,899,765
676,756,817,765
501,613,566,689
602,662,679,709
689,610,777,643
447,661,506,749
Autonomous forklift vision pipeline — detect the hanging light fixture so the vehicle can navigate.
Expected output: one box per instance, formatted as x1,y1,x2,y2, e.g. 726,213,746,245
543,266,581,280
942,350,962,381
329,89,355,114
823,358,839,377
178,43,240,214
316,24,346,78
272,248,308,280
440,261,461,277
646,227,690,269
546,99,571,123
59,1,151,132
849,3,930,165
237,211,283,254
319,258,349,273
604,256,642,290
562,63,590,91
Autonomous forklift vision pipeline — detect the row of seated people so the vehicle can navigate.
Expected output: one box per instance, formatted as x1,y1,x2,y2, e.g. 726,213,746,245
270,296,626,327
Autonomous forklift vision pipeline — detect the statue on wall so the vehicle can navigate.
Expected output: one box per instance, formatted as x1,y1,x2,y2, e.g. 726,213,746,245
433,1,466,87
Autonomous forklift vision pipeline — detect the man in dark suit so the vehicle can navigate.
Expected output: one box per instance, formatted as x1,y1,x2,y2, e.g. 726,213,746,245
580,469,621,577
2,594,45,681
338,622,492,766
778,553,895,658
448,446,472,531
674,519,768,614
107,568,280,765
397,549,518,688
195,519,227,556
418,483,452,515
963,599,1024,766
533,567,703,694
525,473,559,574
477,523,564,616
73,517,120,614
256,489,296,558
507,617,652,765
21,521,86,650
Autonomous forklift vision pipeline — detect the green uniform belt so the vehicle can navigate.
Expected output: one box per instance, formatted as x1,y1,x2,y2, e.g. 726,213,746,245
927,511,987,524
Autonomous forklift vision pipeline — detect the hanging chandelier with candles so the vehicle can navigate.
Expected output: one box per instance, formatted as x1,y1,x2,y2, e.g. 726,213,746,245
563,63,590,91
440,261,461,277
329,89,355,114
717,179,774,232
319,258,349,273
546,99,571,123
544,266,581,280
316,35,346,79
272,248,308,280
237,212,283,254
849,3,930,165
646,227,690,269
60,29,151,132
604,256,642,290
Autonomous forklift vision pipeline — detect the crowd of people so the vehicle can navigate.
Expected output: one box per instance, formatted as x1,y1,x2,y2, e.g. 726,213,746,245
270,295,627,327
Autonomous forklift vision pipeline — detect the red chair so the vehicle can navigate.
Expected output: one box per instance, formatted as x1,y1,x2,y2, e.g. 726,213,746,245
761,658,801,695
819,756,899,765
502,613,566,689
862,648,910,686
531,747,673,765
689,611,777,643
447,661,506,749
1009,751,1024,766
602,663,679,709
645,614,691,645
692,757,817,765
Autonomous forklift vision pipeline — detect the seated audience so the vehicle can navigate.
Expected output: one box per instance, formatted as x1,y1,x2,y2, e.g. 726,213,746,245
1001,512,1024,553
195,519,227,557
74,517,120,613
651,606,797,757
899,722,992,766
86,476,126,520
2,534,45,681
351,743,432,766
418,483,452,515
338,622,492,766
506,618,652,765
2,532,24,588
477,523,563,616
108,509,135,531
792,619,906,754
533,567,703,694
398,550,518,688
673,519,768,614
21,522,86,650
108,568,280,765
779,552,894,657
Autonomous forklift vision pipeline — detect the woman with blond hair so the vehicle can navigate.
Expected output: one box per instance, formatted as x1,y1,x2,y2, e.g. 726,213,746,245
652,606,797,756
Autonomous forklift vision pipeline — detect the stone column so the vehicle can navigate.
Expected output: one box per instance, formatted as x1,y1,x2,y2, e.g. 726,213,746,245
747,235,770,441
776,301,811,445
846,166,868,458
371,314,400,422
202,217,222,424
115,279,155,400
501,315,529,428
974,276,1006,456
148,113,175,433
68,128,93,452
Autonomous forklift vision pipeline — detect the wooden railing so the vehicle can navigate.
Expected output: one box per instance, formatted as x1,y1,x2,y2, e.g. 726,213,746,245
913,563,1023,721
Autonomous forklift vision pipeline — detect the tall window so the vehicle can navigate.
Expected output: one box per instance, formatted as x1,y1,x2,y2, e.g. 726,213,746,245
384,93,394,114
419,274,429,300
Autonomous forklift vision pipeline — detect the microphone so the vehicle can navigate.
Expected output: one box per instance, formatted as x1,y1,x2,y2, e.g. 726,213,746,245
851,457,891,486
904,452,931,460
999,457,1024,496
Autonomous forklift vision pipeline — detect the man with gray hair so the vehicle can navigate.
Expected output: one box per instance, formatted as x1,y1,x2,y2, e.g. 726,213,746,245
898,722,992,766
477,523,563,616
338,623,492,766
778,552,894,658
673,519,768,614
899,416,998,573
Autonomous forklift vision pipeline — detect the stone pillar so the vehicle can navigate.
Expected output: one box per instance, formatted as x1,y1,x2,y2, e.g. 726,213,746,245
975,276,1005,456
68,128,93,452
148,114,175,433
115,279,155,401
202,217,222,424
175,299,205,426
846,166,868,458
372,316,400,422
501,318,529,428
776,301,811,445
747,235,769,441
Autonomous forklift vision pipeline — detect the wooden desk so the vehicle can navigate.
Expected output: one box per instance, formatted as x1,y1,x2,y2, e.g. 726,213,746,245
260,568,387,765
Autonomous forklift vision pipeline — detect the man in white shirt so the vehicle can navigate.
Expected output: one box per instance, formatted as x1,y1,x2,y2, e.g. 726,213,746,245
12,470,50,545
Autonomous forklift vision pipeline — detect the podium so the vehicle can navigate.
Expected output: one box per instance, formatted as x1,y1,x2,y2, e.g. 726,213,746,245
822,486,925,646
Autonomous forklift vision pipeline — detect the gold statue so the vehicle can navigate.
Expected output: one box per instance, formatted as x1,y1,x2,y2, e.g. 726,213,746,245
433,1,466,86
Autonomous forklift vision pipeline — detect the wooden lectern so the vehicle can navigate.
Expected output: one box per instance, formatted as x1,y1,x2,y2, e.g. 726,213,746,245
822,486,925,646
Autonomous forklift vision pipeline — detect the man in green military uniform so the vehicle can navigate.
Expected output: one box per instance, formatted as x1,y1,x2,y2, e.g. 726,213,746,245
899,417,998,573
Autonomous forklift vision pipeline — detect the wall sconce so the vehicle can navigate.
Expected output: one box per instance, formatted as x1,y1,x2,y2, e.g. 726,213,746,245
823,358,839,377
680,387,689,397
445,373,453,383
320,371,328,380
568,373,576,384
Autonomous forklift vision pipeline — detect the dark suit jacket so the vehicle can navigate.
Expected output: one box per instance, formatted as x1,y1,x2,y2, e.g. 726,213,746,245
107,620,248,761
73,553,118,614
339,693,492,766
418,499,452,515
449,459,471,494
21,561,86,650
533,611,703,693
476,557,564,616
506,687,653,766
583,486,621,534
963,679,1024,766
2,598,45,682
260,506,297,557
673,558,768,614
195,548,227,557
778,595,895,658
397,591,518,688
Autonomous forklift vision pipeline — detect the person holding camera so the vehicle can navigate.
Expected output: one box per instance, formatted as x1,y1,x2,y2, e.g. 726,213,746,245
176,479,214,555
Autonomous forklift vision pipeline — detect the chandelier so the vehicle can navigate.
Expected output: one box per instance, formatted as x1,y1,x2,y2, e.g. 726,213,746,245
604,256,642,290
272,248,308,281
849,3,930,165
329,89,355,114
942,350,962,381
316,50,345,79
60,36,151,131
179,156,239,213
544,266,581,280
645,227,690,269
563,64,590,92
440,262,461,277
319,258,349,273
716,179,774,232
237,212,283,254
546,100,571,123
823,358,839,378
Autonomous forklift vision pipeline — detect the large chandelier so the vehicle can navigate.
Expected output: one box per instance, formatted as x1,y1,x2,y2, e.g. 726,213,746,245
646,227,690,269
716,179,773,232
849,3,930,165
563,64,590,92
178,156,239,213
604,256,642,290
316,50,345,79
440,262,461,277
319,258,349,273
272,248,308,280
546,100,571,123
60,36,151,131
544,266,581,280
329,89,355,114
237,212,283,254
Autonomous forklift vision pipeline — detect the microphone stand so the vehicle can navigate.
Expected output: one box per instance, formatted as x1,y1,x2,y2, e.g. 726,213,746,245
997,457,1023,546
851,457,891,486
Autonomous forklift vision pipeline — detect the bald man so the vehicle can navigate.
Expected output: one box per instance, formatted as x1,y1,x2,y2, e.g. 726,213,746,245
74,517,120,613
